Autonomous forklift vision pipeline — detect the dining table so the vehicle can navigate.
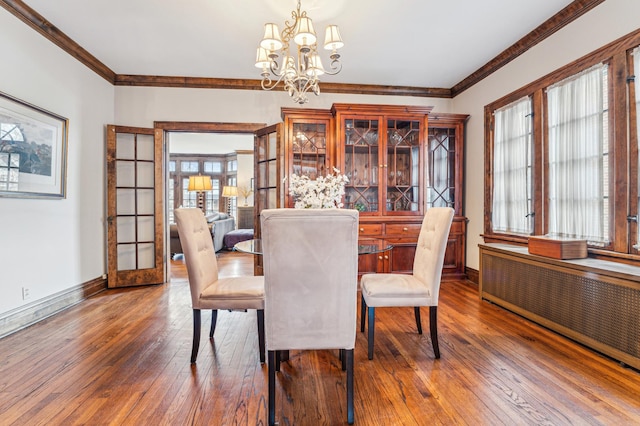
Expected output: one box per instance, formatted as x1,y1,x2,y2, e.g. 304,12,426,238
233,237,393,256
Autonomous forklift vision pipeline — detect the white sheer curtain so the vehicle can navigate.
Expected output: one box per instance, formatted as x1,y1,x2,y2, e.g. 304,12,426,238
546,64,609,243
492,97,533,234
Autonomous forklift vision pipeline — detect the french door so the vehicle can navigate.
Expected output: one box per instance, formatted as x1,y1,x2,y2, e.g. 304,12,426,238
106,125,164,288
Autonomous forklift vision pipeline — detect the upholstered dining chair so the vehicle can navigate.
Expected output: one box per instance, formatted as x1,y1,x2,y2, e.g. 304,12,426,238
360,207,454,360
174,208,265,364
260,208,359,426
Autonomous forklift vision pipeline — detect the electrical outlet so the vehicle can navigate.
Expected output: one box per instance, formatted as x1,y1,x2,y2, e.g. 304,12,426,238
22,287,31,300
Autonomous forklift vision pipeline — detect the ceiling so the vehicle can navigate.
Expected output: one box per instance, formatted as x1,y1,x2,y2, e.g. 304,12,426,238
18,0,580,92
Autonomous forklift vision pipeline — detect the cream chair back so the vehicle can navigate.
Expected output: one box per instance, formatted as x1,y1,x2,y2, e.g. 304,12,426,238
174,208,220,309
412,207,455,305
260,208,359,351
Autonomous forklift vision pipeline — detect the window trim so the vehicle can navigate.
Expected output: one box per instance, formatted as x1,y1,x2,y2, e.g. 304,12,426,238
484,27,640,261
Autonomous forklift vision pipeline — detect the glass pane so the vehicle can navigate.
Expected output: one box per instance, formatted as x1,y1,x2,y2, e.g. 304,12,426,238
138,243,155,269
387,120,421,212
137,216,155,241
116,134,135,160
116,160,135,187
137,189,155,215
116,188,135,215
117,217,135,243
137,134,154,161
268,188,277,209
137,162,154,187
268,133,277,159
117,244,136,271
427,127,456,209
344,118,379,212
204,161,222,173
268,161,277,187
292,122,327,178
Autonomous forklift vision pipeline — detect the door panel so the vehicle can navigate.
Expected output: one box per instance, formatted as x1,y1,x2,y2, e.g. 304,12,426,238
107,125,164,288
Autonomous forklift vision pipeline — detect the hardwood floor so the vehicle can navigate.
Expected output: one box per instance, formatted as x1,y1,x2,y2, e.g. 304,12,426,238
0,251,639,425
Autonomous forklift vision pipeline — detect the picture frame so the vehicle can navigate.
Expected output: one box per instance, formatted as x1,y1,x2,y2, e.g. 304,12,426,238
0,91,68,199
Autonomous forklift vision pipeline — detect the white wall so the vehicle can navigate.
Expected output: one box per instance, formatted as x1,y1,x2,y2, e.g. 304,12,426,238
0,8,114,315
453,0,640,270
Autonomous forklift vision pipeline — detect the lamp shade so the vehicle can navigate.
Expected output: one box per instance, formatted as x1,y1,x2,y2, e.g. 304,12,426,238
188,175,212,191
293,17,316,46
222,185,238,197
260,23,283,51
324,25,344,51
255,47,271,68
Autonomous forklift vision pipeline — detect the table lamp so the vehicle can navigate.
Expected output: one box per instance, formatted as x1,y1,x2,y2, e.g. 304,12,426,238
188,175,213,213
222,185,237,215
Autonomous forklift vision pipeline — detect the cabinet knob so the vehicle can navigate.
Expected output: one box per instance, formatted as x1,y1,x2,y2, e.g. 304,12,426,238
360,228,364,232
403,227,408,231
384,255,389,260
378,256,383,260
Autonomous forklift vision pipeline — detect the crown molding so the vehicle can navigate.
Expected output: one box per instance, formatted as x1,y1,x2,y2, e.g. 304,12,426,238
1,0,603,99
450,0,605,96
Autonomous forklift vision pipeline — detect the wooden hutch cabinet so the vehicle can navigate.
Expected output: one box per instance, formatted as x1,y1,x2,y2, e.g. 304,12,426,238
254,104,468,280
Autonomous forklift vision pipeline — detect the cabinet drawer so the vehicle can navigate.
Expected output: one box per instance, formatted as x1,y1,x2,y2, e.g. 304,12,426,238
386,223,421,236
358,224,383,235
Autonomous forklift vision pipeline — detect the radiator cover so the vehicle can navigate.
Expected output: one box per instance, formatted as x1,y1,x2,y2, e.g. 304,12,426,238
480,243,640,370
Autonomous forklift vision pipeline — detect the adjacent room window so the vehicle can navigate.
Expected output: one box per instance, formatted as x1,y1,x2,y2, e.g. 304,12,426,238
492,96,533,235
169,154,236,221
546,64,609,244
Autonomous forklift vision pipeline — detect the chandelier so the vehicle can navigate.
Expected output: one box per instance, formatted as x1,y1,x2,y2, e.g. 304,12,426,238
255,0,344,104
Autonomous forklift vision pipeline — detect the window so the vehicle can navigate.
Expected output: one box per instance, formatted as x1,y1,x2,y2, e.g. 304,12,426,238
546,64,609,244
485,29,640,260
169,154,237,221
492,97,533,235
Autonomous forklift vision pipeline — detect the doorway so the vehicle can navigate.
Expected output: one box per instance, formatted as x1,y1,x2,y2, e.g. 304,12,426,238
154,121,266,277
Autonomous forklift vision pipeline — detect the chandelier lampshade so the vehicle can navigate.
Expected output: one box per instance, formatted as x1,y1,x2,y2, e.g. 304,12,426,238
255,0,344,104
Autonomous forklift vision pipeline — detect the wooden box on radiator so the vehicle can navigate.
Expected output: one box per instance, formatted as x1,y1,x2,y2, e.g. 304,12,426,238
527,236,587,259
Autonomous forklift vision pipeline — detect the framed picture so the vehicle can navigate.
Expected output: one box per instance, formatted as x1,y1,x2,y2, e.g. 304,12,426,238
0,91,68,199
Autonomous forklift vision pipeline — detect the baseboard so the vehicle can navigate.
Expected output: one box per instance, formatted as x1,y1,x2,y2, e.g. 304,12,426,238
465,266,479,285
0,276,107,339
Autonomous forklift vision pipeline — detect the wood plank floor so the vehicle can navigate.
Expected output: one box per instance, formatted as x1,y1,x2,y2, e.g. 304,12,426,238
0,251,639,425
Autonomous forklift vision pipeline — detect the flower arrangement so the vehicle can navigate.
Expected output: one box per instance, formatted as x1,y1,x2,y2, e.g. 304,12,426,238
288,167,349,209
238,185,253,206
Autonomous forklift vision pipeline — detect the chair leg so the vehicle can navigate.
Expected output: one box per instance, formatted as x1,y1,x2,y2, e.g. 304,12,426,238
367,306,375,360
191,309,201,364
414,307,423,334
360,294,366,332
209,309,218,339
340,349,346,371
257,309,265,364
430,306,440,359
346,348,354,424
275,350,281,372
268,350,276,426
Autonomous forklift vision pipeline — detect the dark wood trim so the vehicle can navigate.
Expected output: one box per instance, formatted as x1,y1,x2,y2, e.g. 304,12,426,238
154,122,266,133
117,75,451,98
0,0,116,83
465,267,479,285
0,276,107,338
451,0,606,97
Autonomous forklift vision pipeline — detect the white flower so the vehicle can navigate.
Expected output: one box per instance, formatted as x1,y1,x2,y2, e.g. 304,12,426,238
288,167,349,209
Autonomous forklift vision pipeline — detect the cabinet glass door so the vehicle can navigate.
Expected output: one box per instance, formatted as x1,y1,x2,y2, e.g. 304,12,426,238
427,127,456,209
386,119,421,212
343,118,380,213
291,122,328,179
